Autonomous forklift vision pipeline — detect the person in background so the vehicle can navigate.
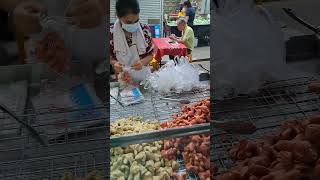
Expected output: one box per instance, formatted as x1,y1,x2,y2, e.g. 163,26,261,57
110,0,154,83
170,18,194,62
178,4,185,17
183,0,195,27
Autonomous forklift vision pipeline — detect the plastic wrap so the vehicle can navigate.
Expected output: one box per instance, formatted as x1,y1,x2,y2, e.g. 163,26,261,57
213,0,310,99
143,57,201,94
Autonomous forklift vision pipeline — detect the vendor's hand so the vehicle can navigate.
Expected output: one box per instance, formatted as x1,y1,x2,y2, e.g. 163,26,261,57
113,62,123,73
119,71,131,84
131,60,143,71
13,1,47,34
170,34,176,38
65,0,104,29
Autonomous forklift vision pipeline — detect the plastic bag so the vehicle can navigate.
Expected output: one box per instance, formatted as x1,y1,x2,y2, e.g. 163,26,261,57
31,76,106,139
213,0,308,99
26,15,74,72
119,66,151,86
143,57,201,93
120,86,144,106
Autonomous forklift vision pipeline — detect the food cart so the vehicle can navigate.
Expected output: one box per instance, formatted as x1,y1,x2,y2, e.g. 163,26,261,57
109,58,212,179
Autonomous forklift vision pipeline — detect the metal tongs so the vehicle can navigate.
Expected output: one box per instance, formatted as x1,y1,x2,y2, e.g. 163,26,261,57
283,8,320,35
0,103,47,146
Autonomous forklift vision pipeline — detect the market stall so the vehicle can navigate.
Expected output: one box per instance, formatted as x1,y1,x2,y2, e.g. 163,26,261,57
109,55,213,179
152,38,188,62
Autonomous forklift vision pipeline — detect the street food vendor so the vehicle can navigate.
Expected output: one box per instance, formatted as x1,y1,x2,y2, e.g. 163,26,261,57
110,0,154,83
1,0,107,71
169,18,194,62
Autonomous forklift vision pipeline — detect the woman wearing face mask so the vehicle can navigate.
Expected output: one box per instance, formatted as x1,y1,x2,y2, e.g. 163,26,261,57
110,0,154,83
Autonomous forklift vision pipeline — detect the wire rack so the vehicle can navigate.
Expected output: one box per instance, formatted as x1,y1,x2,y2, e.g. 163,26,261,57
110,85,210,123
152,88,210,122
0,149,108,180
211,77,320,174
0,87,109,179
110,89,157,122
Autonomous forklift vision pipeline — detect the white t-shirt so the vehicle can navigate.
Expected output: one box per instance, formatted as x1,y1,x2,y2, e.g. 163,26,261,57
42,0,107,63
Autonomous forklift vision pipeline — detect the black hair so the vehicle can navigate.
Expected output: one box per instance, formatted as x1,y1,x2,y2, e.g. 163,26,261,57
183,0,192,8
116,0,140,18
179,4,183,11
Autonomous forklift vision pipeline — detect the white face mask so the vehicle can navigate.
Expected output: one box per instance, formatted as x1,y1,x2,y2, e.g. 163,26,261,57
122,22,139,33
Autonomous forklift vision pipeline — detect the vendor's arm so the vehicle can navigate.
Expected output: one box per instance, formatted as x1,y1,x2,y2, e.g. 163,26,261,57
139,53,152,66
0,0,22,12
110,27,123,73
65,0,107,29
174,37,185,44
0,0,46,35
111,56,123,73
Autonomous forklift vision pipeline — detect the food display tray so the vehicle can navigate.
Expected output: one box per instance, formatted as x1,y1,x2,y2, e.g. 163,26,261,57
211,77,320,174
110,85,210,147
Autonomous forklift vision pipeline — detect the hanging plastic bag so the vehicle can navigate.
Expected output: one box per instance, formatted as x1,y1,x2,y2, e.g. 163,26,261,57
118,65,151,86
213,0,308,99
27,14,75,73
143,56,201,93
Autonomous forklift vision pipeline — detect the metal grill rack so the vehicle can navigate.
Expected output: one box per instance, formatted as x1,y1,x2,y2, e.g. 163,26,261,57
110,86,210,123
109,86,210,179
0,149,108,180
211,77,320,174
109,86,210,147
110,90,157,122
0,88,109,179
152,88,210,122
